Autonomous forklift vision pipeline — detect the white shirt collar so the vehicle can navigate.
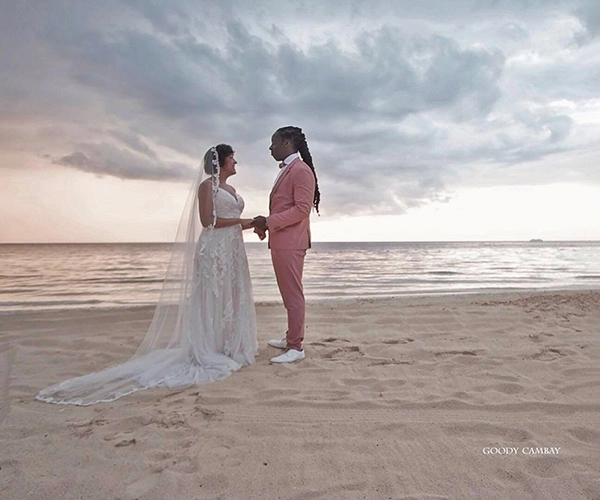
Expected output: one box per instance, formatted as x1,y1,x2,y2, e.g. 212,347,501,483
281,152,299,167
273,153,299,187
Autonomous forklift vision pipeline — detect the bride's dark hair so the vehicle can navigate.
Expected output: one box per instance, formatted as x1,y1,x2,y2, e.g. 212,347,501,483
204,144,234,174
216,144,234,166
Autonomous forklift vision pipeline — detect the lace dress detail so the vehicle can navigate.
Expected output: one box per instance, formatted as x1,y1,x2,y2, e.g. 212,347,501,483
189,189,258,366
36,188,258,405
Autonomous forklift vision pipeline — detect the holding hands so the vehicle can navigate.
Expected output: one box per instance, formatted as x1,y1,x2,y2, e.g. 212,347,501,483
251,216,268,241
252,216,268,231
240,219,256,230
239,217,267,240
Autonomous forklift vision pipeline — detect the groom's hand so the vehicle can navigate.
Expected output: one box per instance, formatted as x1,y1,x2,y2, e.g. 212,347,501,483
254,227,267,241
252,216,268,231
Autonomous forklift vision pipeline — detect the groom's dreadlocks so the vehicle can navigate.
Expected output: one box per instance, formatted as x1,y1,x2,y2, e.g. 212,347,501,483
276,126,321,214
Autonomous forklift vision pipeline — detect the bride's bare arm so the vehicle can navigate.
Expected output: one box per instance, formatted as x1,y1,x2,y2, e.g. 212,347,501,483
198,181,217,227
198,182,252,229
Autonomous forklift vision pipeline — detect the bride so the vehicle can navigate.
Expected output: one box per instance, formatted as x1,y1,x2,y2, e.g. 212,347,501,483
37,144,259,405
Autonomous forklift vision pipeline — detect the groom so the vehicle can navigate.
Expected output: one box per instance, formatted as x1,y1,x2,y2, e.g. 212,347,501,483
253,126,320,364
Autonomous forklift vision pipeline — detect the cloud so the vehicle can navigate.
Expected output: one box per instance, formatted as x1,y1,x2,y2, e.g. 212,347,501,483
53,143,194,181
575,0,600,38
1,0,599,218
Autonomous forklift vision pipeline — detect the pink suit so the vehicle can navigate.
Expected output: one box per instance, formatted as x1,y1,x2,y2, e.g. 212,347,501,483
267,158,316,351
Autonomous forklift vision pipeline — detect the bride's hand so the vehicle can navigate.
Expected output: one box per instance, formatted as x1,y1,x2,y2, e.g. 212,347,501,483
240,219,255,230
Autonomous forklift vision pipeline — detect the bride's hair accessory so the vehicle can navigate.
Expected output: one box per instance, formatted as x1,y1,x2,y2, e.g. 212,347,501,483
204,146,220,229
203,146,219,176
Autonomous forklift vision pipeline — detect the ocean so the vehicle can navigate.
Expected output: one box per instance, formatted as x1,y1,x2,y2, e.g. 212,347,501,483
1,241,599,313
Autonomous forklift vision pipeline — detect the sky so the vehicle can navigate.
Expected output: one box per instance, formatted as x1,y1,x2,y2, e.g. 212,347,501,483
1,0,600,243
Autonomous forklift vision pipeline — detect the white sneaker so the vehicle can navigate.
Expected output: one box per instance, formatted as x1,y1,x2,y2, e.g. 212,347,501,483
270,349,305,364
268,338,288,349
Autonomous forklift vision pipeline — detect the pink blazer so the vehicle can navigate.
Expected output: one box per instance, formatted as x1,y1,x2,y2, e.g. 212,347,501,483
267,158,316,250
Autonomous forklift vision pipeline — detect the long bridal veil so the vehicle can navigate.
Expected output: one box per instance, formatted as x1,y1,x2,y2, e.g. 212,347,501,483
37,148,243,406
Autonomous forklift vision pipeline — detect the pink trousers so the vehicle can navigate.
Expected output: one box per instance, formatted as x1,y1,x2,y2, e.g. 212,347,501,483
270,249,307,351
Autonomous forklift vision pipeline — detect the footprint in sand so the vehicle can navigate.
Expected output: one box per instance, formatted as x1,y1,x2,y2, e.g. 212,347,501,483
525,332,555,343
147,450,172,461
149,410,189,429
368,358,411,366
322,337,350,343
381,338,415,345
323,346,362,360
309,337,351,348
192,406,224,421
104,430,137,447
146,449,199,473
434,350,480,357
115,438,136,447
529,347,568,361
68,415,108,438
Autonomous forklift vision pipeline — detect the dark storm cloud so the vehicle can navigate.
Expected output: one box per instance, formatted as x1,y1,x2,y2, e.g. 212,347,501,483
575,0,600,38
1,0,599,216
54,143,194,181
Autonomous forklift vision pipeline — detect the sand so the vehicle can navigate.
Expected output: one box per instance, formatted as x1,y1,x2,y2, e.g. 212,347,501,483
1,290,599,499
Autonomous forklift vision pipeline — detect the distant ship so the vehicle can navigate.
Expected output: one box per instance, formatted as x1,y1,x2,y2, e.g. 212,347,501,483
529,238,544,243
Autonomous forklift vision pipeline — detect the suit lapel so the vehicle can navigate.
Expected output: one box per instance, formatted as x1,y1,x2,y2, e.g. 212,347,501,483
270,158,299,200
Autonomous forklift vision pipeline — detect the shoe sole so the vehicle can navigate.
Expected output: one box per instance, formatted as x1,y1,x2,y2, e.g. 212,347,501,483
267,342,287,350
269,357,305,364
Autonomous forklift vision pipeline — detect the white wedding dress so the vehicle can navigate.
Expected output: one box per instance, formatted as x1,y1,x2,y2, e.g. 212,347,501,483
36,186,258,406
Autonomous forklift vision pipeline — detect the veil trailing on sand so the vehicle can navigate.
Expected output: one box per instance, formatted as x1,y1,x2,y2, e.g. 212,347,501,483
36,148,231,405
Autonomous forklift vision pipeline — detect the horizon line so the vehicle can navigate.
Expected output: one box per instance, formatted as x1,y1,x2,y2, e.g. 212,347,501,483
2,239,600,245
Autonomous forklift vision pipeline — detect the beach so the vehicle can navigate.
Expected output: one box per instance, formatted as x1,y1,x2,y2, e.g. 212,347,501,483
1,290,599,499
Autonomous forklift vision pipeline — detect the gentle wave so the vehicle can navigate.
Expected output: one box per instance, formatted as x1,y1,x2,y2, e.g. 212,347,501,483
0,274,43,279
48,291,110,297
100,267,150,272
426,271,462,276
77,278,165,284
1,241,600,312
0,299,105,307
